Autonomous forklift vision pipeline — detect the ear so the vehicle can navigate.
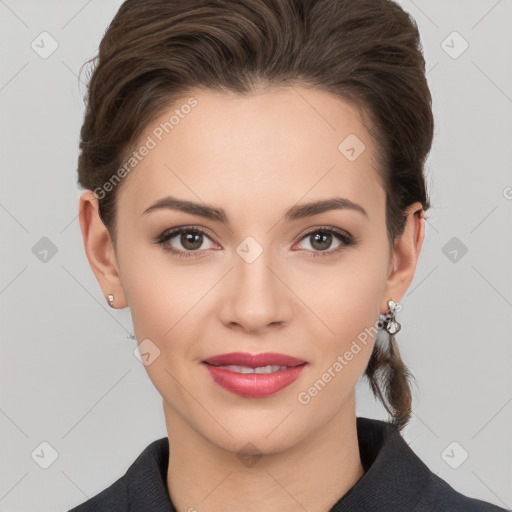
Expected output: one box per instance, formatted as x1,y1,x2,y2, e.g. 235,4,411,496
78,190,127,309
380,201,425,313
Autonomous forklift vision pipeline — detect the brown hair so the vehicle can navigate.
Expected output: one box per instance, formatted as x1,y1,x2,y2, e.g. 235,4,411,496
77,0,433,431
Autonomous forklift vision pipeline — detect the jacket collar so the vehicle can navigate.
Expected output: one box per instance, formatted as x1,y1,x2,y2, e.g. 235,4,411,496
123,416,433,511
330,416,431,510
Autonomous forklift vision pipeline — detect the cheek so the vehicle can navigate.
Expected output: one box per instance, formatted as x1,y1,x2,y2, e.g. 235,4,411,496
321,269,382,339
313,247,387,324
118,236,200,336
118,245,216,387
297,273,382,414
121,263,196,403
305,250,388,377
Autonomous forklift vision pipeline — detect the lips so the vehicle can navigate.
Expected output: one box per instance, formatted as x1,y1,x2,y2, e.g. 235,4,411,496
202,352,308,397
203,352,307,368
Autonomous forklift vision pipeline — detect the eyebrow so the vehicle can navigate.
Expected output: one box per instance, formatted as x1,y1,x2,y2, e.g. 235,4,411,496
142,195,368,223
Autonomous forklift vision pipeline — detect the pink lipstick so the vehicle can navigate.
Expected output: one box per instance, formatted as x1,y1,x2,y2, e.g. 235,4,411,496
202,352,308,397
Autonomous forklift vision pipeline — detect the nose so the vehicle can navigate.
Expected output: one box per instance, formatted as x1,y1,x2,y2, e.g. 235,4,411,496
217,248,292,334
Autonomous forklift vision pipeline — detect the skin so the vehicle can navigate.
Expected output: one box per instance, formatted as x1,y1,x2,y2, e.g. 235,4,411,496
79,86,424,512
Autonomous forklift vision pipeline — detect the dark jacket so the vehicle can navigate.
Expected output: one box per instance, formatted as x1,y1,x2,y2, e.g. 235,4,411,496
68,416,509,511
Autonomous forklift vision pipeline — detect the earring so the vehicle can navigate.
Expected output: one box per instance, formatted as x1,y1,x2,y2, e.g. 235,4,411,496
384,299,401,335
378,299,401,334
107,294,115,308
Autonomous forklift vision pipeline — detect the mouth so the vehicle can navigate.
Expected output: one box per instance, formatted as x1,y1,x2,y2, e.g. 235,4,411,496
204,364,292,374
201,352,308,397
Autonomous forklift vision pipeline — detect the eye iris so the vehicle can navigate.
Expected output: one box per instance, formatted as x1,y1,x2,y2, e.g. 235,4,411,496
311,232,332,251
181,231,203,250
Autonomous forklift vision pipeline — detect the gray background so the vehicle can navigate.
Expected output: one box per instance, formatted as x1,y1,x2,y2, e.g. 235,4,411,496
1,0,511,510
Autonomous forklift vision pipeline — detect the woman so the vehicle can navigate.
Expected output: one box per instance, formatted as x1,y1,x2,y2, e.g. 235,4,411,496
69,0,507,510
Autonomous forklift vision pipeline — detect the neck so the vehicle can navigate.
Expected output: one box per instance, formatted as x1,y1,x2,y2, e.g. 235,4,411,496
164,396,365,512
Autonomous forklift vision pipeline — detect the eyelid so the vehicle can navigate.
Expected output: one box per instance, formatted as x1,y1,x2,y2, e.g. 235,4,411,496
156,224,215,239
296,225,352,240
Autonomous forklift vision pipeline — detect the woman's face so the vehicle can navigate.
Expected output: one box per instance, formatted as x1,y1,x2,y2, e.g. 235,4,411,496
81,86,423,454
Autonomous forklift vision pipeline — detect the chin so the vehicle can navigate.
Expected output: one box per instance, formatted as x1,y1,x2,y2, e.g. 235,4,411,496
197,406,312,456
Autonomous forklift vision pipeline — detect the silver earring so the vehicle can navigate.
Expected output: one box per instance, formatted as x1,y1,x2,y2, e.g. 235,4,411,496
384,299,401,334
107,294,115,308
378,299,402,334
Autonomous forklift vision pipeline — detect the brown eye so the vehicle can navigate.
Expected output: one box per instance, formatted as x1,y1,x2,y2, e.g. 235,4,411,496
179,231,204,251
309,231,334,251
155,226,218,258
295,227,354,257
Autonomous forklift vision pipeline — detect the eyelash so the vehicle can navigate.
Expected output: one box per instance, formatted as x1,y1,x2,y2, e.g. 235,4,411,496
153,225,356,259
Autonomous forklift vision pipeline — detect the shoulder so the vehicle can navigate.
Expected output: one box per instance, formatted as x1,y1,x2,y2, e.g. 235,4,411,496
67,437,171,512
67,471,128,512
351,417,508,512
413,471,509,512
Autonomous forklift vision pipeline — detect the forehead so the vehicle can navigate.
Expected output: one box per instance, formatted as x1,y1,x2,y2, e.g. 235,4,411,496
117,86,385,222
